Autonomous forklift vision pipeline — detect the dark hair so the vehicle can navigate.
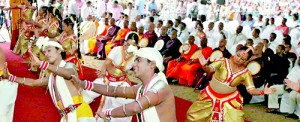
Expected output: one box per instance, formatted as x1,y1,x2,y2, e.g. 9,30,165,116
149,16,154,23
238,46,253,60
246,38,253,43
175,19,181,23
55,47,66,59
278,44,285,51
128,2,132,5
108,12,113,17
167,20,173,26
271,17,274,21
254,28,260,35
41,6,48,17
48,6,62,32
284,35,291,44
181,22,186,29
198,23,204,28
65,14,82,59
86,1,91,4
285,43,292,48
126,33,139,45
270,33,277,39
248,14,252,18
263,39,269,43
293,13,299,19
158,20,163,24
147,59,160,73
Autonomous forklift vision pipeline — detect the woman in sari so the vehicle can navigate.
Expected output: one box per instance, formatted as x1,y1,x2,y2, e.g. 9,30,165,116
41,6,61,40
26,6,48,72
55,15,84,80
186,46,276,122
90,32,140,122
12,0,36,57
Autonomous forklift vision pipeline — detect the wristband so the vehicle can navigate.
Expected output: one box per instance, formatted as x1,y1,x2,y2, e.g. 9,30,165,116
104,109,112,120
39,61,49,70
260,90,264,95
84,80,94,90
9,74,16,82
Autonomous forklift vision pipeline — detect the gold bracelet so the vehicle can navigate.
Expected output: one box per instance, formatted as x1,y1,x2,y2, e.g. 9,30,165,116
22,77,26,85
123,104,127,116
55,66,59,74
113,86,119,97
123,86,127,99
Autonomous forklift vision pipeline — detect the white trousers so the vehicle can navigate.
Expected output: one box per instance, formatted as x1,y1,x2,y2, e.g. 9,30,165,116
0,80,18,122
288,91,300,115
80,40,89,55
268,85,286,109
86,78,134,122
250,85,265,103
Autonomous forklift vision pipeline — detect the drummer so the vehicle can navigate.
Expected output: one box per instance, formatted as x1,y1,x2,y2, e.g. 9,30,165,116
212,39,232,59
166,35,198,83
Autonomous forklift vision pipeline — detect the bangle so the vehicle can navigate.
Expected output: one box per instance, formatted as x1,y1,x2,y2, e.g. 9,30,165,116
260,90,264,95
9,74,16,82
84,80,94,90
123,104,127,116
106,85,109,93
104,109,112,120
113,86,119,97
39,61,49,70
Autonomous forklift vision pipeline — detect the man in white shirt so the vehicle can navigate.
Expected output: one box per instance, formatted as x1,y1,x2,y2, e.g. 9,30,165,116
155,20,163,37
269,33,279,52
81,1,95,21
186,0,198,21
135,0,145,18
204,22,215,39
123,2,138,23
230,25,247,47
96,0,109,20
253,15,264,28
178,22,189,44
174,19,181,31
68,0,79,17
135,15,143,28
109,1,124,20
265,17,276,32
252,28,262,45
198,1,208,22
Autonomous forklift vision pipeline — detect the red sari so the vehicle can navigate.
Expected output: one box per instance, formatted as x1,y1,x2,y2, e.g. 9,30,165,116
179,46,212,86
166,44,198,79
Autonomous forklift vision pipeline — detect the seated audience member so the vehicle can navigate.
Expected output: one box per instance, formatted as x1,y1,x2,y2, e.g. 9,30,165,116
275,18,289,35
179,37,212,86
166,35,198,82
161,30,182,68
87,18,110,56
267,45,290,113
96,18,120,59
178,22,189,44
142,23,158,47
284,58,300,119
105,20,131,56
213,39,232,59
252,28,262,45
230,25,247,46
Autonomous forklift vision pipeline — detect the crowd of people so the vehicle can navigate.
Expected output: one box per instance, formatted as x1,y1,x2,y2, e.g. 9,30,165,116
0,0,299,121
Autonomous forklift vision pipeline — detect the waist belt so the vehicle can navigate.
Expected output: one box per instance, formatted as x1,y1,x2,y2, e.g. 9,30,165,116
59,103,81,117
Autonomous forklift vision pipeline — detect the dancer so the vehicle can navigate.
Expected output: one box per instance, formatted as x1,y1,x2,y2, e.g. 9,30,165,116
0,48,18,122
1,41,95,122
55,15,84,80
71,47,176,122
186,46,276,122
91,32,139,122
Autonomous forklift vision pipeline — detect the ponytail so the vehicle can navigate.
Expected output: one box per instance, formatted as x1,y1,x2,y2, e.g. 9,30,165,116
67,14,82,60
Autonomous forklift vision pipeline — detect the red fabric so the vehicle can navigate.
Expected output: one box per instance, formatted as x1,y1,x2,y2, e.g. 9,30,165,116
65,54,84,80
10,30,19,50
1,42,192,122
179,47,212,86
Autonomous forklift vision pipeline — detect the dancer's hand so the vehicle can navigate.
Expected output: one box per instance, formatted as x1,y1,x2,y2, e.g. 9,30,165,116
285,79,299,91
95,111,110,122
198,53,209,66
264,83,276,94
28,49,41,66
2,62,9,79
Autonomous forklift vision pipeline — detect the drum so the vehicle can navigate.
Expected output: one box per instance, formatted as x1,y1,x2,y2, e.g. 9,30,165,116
247,61,261,75
138,38,149,48
210,50,223,62
179,43,191,54
190,49,202,59
154,39,164,51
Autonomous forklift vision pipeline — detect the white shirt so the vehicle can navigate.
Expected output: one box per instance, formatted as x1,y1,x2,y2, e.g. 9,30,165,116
204,29,216,39
253,20,264,28
155,27,161,37
97,1,109,19
252,37,262,45
109,5,124,20
81,5,95,21
178,29,189,44
123,8,138,23
186,2,198,16
197,3,208,15
135,0,145,15
269,41,279,53
68,0,79,17
231,33,247,45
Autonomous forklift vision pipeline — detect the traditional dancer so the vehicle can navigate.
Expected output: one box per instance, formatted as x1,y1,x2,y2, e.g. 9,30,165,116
71,47,176,122
1,41,95,122
186,46,276,122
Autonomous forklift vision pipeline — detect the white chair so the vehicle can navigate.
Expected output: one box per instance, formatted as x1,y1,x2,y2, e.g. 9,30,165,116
289,28,300,46
260,28,272,39
207,37,216,49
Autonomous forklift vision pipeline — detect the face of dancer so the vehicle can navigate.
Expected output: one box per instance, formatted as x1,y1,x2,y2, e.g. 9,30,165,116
233,50,249,65
62,22,72,33
132,57,156,79
44,46,62,64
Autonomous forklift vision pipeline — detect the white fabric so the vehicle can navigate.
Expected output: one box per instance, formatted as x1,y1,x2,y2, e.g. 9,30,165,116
135,47,164,72
268,85,286,109
48,60,76,122
68,0,79,17
178,30,189,44
0,80,18,122
80,21,97,41
97,1,109,19
230,33,247,46
268,41,279,53
108,46,135,71
43,41,64,51
123,8,138,23
252,37,262,45
81,6,96,21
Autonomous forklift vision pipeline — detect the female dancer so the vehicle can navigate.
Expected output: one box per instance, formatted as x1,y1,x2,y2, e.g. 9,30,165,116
55,15,84,79
91,32,139,122
186,46,276,122
11,0,36,57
